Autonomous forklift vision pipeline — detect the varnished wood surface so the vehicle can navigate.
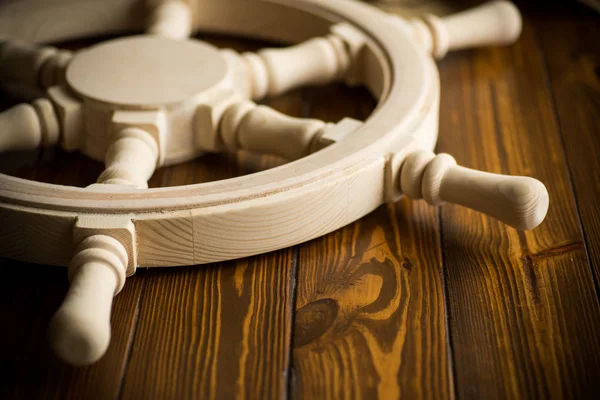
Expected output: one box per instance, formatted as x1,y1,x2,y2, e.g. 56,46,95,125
535,6,600,287
436,9,600,398
1,2,599,399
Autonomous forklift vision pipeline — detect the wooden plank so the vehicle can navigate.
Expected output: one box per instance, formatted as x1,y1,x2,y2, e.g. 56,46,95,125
534,4,600,288
436,15,600,399
292,84,450,399
119,252,295,399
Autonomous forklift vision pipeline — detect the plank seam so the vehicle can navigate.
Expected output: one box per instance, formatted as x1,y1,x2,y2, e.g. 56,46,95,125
437,206,458,400
285,246,300,400
117,273,146,400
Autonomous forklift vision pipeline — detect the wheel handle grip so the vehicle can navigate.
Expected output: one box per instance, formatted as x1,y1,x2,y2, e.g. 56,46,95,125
48,235,127,365
410,1,522,59
400,150,549,230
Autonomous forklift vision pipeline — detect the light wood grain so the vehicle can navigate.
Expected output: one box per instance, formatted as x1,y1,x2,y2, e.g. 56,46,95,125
220,101,329,159
120,253,295,399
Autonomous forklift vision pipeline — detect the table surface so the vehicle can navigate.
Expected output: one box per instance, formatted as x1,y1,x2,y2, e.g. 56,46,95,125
1,1,599,399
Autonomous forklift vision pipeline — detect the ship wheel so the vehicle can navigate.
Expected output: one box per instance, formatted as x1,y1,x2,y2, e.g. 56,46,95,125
0,0,548,365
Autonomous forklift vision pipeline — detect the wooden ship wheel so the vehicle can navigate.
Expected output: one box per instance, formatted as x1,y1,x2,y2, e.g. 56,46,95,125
0,0,549,365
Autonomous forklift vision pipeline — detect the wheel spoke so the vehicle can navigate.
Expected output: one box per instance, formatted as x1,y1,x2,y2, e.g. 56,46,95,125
146,0,192,40
0,98,60,153
217,100,362,163
238,23,368,101
95,127,160,189
0,39,72,93
218,101,328,160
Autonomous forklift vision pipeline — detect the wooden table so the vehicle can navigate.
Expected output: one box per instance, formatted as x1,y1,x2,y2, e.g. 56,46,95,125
1,1,599,399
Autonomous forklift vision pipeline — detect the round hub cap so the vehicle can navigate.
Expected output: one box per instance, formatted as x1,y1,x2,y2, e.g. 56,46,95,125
66,36,228,107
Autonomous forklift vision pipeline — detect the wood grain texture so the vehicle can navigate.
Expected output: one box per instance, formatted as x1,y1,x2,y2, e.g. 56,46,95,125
2,3,600,399
291,84,450,399
146,0,192,39
293,202,449,399
120,253,294,399
436,14,600,399
534,3,600,290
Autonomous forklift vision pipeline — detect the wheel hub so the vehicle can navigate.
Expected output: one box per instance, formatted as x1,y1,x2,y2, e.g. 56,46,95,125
66,35,228,108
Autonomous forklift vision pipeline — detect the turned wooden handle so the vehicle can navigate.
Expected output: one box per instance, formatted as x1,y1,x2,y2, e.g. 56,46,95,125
97,127,158,188
146,0,192,39
411,1,522,59
0,39,72,89
48,235,127,365
244,34,350,99
220,101,329,160
0,100,59,152
400,150,549,230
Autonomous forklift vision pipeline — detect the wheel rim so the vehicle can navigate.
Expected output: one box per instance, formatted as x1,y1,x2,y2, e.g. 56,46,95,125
0,0,432,215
